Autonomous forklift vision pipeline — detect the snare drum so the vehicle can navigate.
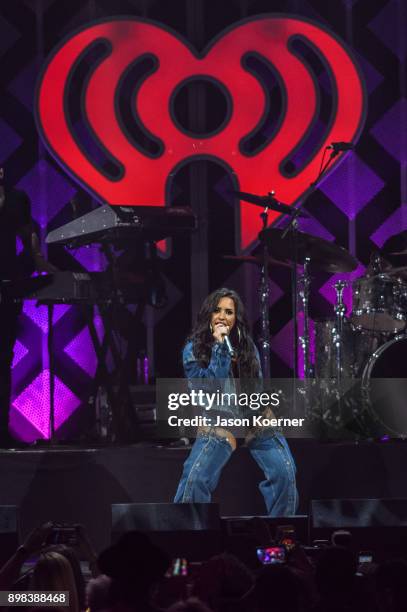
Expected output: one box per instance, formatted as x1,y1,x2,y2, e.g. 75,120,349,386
351,274,407,333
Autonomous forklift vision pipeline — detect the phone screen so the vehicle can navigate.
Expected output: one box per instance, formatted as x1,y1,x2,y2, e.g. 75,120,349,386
168,557,188,576
358,552,373,564
48,527,78,547
257,546,286,565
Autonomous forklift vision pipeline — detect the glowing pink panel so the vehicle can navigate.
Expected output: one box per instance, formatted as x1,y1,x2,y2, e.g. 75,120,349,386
12,340,29,368
64,315,104,376
71,245,108,272
12,369,81,439
22,302,69,333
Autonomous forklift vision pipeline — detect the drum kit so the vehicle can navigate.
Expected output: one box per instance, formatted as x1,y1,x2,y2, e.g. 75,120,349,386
226,192,407,438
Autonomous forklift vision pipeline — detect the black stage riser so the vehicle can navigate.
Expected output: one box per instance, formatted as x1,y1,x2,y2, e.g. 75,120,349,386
111,503,308,564
0,441,406,554
310,498,407,562
110,502,407,564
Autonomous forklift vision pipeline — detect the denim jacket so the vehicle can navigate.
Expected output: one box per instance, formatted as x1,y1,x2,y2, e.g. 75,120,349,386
182,339,263,422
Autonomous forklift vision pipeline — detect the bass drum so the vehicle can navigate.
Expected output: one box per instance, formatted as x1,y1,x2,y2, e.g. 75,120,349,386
362,335,407,437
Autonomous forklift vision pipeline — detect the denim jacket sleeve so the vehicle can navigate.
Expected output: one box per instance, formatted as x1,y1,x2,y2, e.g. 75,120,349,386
182,340,232,379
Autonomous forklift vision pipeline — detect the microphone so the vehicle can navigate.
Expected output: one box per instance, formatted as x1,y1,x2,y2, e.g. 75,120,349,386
328,141,355,152
223,334,236,357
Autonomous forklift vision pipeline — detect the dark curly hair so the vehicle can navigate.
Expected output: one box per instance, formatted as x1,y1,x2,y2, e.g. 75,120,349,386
187,288,260,378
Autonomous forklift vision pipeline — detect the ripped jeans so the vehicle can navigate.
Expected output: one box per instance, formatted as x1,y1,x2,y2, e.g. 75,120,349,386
173,432,298,516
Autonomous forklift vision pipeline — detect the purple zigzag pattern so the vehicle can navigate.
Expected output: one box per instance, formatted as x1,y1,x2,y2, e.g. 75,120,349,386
12,369,81,440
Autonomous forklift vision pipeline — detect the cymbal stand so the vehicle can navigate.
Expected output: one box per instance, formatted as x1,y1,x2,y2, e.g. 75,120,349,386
300,256,312,379
334,280,347,385
259,204,271,378
297,256,313,420
280,212,301,417
280,146,344,413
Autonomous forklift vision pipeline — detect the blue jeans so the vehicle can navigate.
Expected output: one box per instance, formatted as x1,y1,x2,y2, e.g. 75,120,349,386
174,433,298,516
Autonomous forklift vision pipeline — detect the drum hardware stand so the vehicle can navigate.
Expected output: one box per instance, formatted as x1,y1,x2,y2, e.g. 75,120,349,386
236,146,349,418
334,280,347,385
299,256,313,379
259,202,272,379
368,251,386,275
258,194,300,378
282,213,300,381
235,189,303,379
330,280,348,428
276,200,310,416
87,241,157,444
96,239,166,443
281,145,346,418
299,257,313,419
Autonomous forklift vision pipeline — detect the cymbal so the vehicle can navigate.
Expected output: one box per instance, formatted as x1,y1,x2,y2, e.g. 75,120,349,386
379,265,407,277
233,191,308,217
259,228,358,273
222,254,292,269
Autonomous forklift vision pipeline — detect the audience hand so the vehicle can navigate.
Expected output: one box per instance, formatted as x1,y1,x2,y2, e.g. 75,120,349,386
22,521,53,556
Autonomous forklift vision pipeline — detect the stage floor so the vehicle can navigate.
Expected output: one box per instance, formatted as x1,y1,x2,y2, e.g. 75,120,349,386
1,438,406,552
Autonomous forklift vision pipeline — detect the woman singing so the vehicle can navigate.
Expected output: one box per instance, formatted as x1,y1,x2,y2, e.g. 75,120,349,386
174,287,298,516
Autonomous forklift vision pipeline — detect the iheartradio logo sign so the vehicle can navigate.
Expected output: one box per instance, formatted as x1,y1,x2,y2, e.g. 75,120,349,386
36,16,366,251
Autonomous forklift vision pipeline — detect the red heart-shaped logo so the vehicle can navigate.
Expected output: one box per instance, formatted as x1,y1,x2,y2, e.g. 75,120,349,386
36,16,365,251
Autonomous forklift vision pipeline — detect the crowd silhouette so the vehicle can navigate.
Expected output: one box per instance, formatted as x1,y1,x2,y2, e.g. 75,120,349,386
0,520,406,612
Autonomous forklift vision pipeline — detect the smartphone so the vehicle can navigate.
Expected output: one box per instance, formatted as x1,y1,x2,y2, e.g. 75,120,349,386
358,551,373,564
257,546,286,565
46,524,78,547
168,557,188,577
